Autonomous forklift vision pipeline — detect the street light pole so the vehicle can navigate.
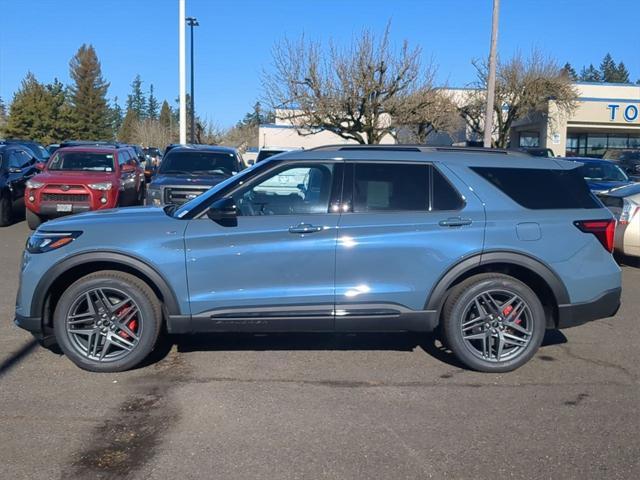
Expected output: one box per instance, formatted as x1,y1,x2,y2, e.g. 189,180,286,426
178,0,186,144
186,16,199,144
483,0,500,148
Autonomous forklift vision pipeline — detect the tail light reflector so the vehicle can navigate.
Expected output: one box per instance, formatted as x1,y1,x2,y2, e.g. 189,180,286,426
574,219,616,253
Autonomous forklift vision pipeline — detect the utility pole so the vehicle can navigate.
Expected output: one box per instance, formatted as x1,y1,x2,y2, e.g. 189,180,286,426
186,17,199,144
483,0,500,148
179,0,187,144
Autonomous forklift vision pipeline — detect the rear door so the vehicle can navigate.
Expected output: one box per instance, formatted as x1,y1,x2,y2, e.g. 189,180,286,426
334,161,485,329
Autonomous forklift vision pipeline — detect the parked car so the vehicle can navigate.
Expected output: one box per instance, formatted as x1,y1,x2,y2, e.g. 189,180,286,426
1,138,50,162
598,183,640,258
603,149,640,180
24,145,145,229
566,157,634,193
15,145,621,373
256,146,300,163
146,145,242,206
0,144,38,226
518,147,555,158
142,147,163,181
47,144,61,155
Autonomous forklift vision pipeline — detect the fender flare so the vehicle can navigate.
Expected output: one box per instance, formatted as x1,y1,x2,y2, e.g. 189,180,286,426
31,251,182,317
425,251,570,312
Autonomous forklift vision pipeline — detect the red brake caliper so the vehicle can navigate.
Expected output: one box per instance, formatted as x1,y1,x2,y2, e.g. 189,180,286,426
116,306,137,339
502,305,522,325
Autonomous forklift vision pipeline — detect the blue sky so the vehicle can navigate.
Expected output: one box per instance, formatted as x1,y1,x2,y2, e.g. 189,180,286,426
1,0,639,128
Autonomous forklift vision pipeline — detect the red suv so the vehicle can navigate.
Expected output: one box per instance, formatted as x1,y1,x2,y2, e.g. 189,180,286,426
25,145,145,229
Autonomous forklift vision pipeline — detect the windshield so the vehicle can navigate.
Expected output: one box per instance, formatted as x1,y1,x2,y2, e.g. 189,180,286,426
171,160,270,219
580,162,628,182
620,151,640,162
160,151,237,175
144,148,161,157
48,152,115,172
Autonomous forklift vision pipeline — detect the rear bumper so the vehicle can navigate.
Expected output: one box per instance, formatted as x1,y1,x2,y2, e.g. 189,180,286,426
557,287,621,329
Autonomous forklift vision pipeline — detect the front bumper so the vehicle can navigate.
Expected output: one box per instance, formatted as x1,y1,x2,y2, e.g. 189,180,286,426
557,287,621,329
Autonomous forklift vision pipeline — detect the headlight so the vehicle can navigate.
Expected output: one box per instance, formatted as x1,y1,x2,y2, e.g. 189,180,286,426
26,179,45,189
147,187,161,198
88,182,112,191
26,231,82,254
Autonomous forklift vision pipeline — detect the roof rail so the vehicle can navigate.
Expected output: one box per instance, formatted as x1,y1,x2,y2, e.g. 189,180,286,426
309,144,514,154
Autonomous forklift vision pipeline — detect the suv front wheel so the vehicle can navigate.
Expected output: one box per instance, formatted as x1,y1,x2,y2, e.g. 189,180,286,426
442,273,545,373
53,271,162,372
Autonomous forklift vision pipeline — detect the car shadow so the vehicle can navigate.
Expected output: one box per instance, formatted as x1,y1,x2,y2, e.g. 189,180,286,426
615,252,640,268
142,328,569,370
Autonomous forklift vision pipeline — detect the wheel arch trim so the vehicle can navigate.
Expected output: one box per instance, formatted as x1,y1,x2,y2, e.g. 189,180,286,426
425,250,570,312
31,251,182,317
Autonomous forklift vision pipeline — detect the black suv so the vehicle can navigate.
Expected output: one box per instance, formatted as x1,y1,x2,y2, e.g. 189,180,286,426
1,138,50,162
0,143,38,226
146,145,243,206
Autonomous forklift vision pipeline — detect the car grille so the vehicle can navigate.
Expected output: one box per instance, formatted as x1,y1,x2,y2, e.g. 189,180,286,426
42,193,90,202
164,187,209,205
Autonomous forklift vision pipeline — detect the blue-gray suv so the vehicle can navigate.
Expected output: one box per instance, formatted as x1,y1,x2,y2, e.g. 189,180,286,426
15,146,622,373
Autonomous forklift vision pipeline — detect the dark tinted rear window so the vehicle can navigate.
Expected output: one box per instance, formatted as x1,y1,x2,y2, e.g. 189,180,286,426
471,167,599,209
433,167,464,210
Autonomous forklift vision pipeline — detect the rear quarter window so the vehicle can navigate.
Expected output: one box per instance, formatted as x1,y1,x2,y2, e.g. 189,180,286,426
471,167,600,209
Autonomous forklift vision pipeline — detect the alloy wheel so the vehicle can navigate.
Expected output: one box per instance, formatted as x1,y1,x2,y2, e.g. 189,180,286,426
460,289,533,363
65,287,143,362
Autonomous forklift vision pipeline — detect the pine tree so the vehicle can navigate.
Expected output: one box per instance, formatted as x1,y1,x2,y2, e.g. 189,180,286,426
47,78,74,141
126,75,146,120
600,53,617,82
0,96,7,136
579,64,601,82
4,73,62,144
118,108,138,143
159,100,172,130
147,84,159,119
68,44,112,140
561,63,578,81
110,96,124,138
614,62,630,83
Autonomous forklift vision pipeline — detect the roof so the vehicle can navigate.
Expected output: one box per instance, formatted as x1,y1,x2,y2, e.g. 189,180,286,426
165,144,238,154
55,145,121,153
563,157,609,163
269,144,576,169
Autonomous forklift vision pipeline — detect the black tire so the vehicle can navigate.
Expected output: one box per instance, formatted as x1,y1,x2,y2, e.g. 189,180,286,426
26,209,42,230
441,273,545,373
53,270,162,372
0,193,13,227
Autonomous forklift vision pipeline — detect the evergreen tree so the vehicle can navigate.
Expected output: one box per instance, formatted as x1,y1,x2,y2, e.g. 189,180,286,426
126,75,146,120
4,73,64,144
0,97,7,136
118,108,138,143
46,78,74,141
110,96,124,138
579,64,601,82
560,63,578,81
68,44,112,140
147,84,159,119
600,53,617,82
614,62,630,83
159,100,172,130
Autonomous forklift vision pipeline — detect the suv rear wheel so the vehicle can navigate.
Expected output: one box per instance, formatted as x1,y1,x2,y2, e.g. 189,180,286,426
53,271,162,372
0,193,13,226
441,273,545,373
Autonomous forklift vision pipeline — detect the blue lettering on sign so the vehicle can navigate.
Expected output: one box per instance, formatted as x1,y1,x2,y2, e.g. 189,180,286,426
624,105,638,122
607,104,619,121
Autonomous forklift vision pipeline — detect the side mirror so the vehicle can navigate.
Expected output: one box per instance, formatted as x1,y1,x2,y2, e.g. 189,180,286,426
8,167,22,174
121,164,136,173
35,162,46,171
206,197,238,227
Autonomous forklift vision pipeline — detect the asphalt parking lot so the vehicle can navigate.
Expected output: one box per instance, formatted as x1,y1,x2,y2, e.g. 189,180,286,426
0,220,638,480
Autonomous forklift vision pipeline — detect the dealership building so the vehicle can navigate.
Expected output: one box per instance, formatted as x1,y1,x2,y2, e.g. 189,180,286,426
258,82,640,157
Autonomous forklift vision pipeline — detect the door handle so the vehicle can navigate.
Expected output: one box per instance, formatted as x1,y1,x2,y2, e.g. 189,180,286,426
439,217,473,227
289,223,323,234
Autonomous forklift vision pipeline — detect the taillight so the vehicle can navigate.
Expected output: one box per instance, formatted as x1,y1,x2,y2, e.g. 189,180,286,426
619,200,639,225
574,219,616,253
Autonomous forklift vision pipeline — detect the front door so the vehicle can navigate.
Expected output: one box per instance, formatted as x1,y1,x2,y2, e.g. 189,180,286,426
334,161,485,330
184,161,342,331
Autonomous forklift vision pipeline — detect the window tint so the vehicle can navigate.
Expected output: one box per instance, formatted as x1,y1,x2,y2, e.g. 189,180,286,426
234,164,334,216
432,167,464,210
471,167,599,209
353,163,429,212
8,150,22,168
118,150,129,165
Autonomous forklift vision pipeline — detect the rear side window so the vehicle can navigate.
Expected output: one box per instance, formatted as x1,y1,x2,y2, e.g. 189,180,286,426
471,167,599,209
354,163,429,212
433,167,464,210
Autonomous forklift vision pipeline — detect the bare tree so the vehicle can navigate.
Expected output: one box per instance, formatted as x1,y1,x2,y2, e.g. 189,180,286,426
264,24,438,144
133,118,172,148
458,51,578,147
